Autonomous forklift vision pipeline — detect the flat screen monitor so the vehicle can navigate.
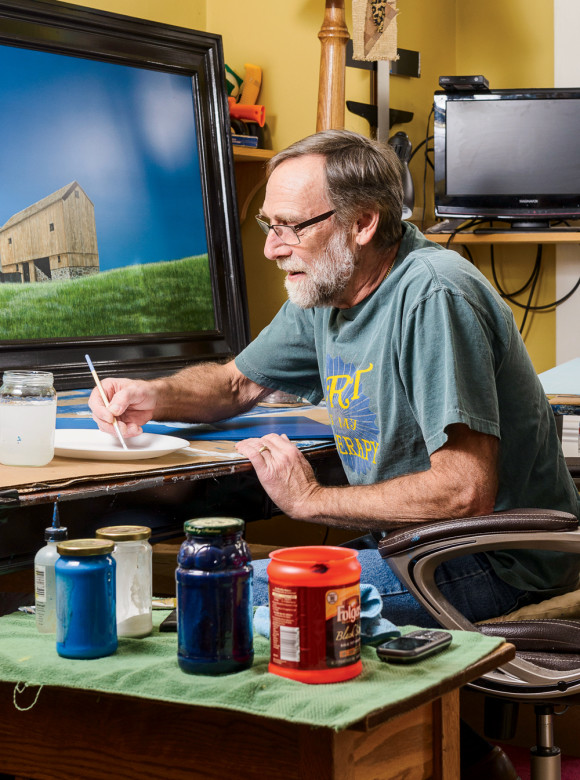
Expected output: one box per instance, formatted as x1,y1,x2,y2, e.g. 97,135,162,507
434,88,580,229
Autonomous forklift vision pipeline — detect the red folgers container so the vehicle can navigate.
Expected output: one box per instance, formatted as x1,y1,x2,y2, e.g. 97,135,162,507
267,546,362,684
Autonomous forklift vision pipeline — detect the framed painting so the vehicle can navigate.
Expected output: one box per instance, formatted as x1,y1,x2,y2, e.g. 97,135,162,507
0,0,249,389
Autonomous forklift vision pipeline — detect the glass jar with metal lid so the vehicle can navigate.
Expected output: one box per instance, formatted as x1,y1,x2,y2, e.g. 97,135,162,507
55,539,117,659
0,370,57,466
95,525,152,638
176,517,253,675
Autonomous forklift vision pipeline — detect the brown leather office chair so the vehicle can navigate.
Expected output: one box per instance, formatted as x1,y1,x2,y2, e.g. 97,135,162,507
378,509,580,780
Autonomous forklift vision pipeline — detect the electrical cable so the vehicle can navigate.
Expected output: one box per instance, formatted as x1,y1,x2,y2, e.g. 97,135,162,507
461,244,476,265
491,244,542,334
409,135,432,162
524,276,580,309
518,248,542,335
443,218,488,249
491,244,541,298
491,244,580,310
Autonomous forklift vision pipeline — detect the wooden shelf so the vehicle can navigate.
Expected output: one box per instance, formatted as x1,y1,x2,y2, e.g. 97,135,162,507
233,147,274,163
233,147,275,221
427,229,580,245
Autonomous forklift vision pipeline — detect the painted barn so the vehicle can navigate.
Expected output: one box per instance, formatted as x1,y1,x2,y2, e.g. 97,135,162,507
0,182,99,282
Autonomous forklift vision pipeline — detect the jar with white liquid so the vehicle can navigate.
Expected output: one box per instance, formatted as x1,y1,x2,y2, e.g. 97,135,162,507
95,525,153,638
0,371,57,466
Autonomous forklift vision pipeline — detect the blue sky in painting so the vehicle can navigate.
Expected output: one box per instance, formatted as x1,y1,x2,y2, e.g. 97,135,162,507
0,45,207,271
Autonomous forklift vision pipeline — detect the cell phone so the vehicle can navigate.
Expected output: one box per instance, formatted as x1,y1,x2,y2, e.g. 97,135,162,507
159,608,177,632
376,630,452,664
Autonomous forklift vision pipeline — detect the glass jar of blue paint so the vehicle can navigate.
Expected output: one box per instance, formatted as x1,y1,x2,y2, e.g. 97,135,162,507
55,539,117,659
176,517,253,675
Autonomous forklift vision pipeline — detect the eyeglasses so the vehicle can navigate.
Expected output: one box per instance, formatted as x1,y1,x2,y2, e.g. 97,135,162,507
255,209,336,246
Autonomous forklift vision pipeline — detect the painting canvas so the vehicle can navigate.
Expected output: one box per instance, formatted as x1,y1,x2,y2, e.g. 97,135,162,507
0,0,249,388
0,45,213,339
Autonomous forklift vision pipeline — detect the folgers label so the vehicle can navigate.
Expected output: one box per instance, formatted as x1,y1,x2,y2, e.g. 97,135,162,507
267,546,362,684
270,584,361,668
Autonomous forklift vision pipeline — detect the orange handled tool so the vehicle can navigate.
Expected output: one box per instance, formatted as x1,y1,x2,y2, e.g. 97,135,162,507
228,98,265,127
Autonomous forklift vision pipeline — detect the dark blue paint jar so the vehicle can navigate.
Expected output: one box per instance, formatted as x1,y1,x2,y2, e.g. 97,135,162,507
177,517,253,675
55,539,117,659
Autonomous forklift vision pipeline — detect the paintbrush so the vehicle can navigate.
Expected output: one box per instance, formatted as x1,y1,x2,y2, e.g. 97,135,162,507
84,354,129,451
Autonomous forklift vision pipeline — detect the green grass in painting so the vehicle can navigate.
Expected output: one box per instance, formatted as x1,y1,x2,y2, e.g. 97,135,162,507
0,255,214,339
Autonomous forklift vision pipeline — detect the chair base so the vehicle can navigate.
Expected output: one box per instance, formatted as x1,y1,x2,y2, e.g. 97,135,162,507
531,746,561,780
530,705,562,780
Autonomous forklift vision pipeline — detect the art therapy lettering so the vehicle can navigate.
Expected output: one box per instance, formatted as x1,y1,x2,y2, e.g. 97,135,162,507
325,356,380,476
326,364,373,410
334,432,379,464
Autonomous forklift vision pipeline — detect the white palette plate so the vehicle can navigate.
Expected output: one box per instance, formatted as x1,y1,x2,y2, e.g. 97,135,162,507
54,429,190,461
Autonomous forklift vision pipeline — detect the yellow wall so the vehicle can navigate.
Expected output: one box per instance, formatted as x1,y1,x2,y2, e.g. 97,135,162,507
457,2,553,89
67,0,556,370
67,0,205,28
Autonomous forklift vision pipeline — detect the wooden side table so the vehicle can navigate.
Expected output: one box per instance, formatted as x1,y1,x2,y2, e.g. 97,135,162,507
0,643,514,780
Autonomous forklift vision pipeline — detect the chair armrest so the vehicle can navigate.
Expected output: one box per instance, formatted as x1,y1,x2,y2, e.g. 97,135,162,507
378,508,578,557
377,507,580,691
478,619,580,653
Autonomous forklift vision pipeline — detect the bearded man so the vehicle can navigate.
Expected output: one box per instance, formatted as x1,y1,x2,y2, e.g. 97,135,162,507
90,130,579,778
90,126,578,620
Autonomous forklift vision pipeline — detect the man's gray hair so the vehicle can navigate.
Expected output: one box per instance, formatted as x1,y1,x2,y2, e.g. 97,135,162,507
267,130,405,252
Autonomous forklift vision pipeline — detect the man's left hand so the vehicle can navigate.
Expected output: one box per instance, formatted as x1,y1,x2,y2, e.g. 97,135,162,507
235,433,321,518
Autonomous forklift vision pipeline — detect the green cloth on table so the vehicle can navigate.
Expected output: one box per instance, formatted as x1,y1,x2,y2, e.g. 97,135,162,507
0,611,503,731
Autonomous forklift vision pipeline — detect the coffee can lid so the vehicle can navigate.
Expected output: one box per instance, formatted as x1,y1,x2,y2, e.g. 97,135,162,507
184,517,244,536
95,525,151,541
57,539,115,556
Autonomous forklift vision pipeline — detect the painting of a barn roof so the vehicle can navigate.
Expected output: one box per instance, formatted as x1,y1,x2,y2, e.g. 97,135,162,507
0,182,98,283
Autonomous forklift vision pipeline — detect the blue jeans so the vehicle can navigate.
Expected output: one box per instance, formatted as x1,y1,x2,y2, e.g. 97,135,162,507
251,534,532,627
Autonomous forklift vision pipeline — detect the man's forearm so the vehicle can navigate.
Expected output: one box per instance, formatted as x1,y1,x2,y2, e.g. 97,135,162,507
299,467,495,532
148,360,270,422
290,427,498,531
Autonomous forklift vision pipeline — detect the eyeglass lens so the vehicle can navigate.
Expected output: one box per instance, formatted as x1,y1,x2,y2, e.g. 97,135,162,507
271,225,300,244
255,209,335,245
255,218,300,245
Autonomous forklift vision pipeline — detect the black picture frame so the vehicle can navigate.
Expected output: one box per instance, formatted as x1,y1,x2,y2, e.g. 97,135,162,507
0,0,249,389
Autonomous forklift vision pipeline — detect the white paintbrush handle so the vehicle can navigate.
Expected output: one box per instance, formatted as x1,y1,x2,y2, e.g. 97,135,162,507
85,355,129,451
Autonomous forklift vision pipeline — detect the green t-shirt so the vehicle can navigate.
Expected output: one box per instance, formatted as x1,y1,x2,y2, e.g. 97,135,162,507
236,222,580,594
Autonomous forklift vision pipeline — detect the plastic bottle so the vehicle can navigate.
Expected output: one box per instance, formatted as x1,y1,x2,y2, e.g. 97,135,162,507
34,503,67,634
176,517,253,675
95,525,153,638
267,546,362,683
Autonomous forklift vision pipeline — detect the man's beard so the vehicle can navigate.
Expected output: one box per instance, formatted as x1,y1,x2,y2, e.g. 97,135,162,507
279,231,356,309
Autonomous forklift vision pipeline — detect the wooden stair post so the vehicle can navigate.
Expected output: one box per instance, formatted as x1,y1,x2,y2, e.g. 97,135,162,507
316,0,350,131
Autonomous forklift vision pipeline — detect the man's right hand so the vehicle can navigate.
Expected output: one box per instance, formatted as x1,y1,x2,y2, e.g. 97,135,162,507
88,378,158,438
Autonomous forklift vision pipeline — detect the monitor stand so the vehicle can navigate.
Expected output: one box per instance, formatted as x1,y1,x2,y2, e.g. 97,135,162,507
474,220,580,234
